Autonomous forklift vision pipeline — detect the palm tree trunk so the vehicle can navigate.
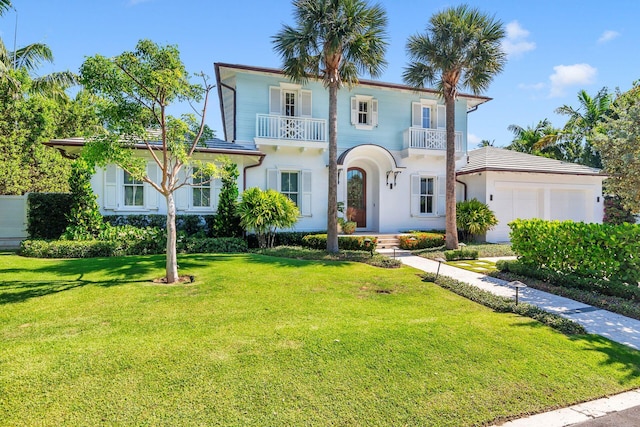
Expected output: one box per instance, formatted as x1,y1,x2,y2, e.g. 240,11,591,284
445,94,459,249
165,192,179,283
326,81,339,253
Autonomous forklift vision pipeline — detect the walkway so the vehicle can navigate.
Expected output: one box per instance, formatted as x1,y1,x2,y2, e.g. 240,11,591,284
389,252,640,427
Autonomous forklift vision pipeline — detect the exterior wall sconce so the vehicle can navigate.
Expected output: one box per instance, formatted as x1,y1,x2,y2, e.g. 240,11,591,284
597,196,600,203
489,194,493,201
337,168,343,185
386,170,401,189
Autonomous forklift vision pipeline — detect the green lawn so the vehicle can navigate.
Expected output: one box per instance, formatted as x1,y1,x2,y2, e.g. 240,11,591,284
1,253,639,426
447,259,498,273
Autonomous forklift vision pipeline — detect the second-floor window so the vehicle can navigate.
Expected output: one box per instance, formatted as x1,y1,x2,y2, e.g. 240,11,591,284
351,95,378,129
269,85,312,118
123,171,144,207
284,91,296,117
412,100,446,129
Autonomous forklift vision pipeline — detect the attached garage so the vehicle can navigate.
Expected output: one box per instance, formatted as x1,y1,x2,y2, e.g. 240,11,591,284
456,147,605,243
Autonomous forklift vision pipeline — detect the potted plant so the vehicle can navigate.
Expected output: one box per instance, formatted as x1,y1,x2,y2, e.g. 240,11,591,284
337,202,357,235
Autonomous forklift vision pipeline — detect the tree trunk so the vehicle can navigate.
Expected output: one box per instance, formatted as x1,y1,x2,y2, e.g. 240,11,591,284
445,94,459,249
326,82,339,253
165,191,179,283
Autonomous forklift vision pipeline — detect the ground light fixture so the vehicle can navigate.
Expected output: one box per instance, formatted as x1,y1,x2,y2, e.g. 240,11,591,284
434,257,446,281
508,280,527,305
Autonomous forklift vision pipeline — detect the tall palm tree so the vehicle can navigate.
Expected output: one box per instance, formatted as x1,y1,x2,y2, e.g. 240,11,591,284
506,119,562,159
273,0,388,253
555,88,611,168
403,4,506,249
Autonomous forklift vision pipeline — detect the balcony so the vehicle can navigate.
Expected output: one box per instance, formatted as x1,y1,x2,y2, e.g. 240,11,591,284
402,127,464,158
255,114,328,151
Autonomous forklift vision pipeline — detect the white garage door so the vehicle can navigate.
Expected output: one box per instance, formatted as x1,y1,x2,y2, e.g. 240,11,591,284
550,189,589,221
488,188,540,242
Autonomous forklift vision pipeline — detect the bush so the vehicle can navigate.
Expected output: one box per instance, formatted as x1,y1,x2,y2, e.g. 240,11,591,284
302,234,377,252
211,162,243,237
444,248,478,261
456,199,498,241
103,214,215,237
27,193,73,239
179,237,248,254
238,188,299,248
63,159,104,240
603,195,636,224
398,232,445,250
424,272,586,335
20,239,117,258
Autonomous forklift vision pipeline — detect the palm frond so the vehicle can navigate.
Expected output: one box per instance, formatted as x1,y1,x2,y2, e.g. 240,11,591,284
0,0,12,16
11,43,54,72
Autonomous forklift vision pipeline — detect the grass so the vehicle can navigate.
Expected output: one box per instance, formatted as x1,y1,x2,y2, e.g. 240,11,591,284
447,259,498,273
1,253,640,426
416,242,515,260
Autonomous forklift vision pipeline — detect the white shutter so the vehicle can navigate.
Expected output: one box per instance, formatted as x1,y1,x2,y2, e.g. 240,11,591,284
266,168,278,190
371,99,378,127
410,174,420,216
212,178,222,212
437,105,446,129
412,102,422,127
104,165,118,210
437,175,446,216
300,90,312,117
145,162,159,210
269,86,281,115
300,170,312,217
350,97,358,125
175,170,188,210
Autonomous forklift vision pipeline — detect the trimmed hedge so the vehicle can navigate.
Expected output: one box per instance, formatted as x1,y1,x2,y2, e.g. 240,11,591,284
444,248,479,261
301,234,378,252
398,232,445,250
423,272,587,335
103,214,216,237
27,193,73,239
246,231,323,249
509,219,640,287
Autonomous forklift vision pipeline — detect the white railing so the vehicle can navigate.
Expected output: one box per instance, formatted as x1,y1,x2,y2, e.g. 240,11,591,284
404,127,463,152
256,114,327,142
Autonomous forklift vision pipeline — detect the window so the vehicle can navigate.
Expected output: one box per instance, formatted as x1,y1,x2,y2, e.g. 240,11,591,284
412,100,445,129
280,172,299,206
421,106,431,129
419,177,434,214
284,91,296,117
123,171,144,207
351,96,378,129
192,169,211,208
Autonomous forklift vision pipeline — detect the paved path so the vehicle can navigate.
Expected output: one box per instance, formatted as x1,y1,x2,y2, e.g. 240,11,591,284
387,252,640,427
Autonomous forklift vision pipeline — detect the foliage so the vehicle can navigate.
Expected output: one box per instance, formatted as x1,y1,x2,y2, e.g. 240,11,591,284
603,195,636,224
509,219,640,288
417,243,514,260
398,232,445,250
179,237,247,254
238,187,299,248
20,239,117,258
444,248,479,261
456,199,498,241
301,234,378,252
103,214,216,237
424,272,586,335
212,162,242,237
62,158,104,240
255,246,401,268
403,4,506,250
80,39,220,282
505,119,563,159
273,0,388,253
26,192,73,239
593,82,640,214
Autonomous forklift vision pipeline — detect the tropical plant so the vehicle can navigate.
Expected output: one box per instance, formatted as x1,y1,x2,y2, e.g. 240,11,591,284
238,187,299,248
80,39,221,283
456,199,498,241
212,161,243,237
506,119,563,159
273,0,388,253
403,4,506,249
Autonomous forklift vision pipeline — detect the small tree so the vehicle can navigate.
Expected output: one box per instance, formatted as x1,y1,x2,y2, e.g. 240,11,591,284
456,199,498,242
212,162,242,237
63,158,104,240
603,195,636,224
238,188,299,248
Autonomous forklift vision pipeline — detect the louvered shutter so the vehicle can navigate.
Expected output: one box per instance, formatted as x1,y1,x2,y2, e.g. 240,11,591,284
300,90,312,117
104,165,118,209
266,169,278,190
300,170,312,217
410,174,420,216
269,87,281,115
411,102,422,127
145,162,159,210
371,99,378,127
350,97,358,125
211,178,222,212
437,175,446,216
437,105,446,130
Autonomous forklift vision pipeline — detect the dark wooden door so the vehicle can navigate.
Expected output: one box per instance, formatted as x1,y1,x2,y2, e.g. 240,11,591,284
347,168,366,228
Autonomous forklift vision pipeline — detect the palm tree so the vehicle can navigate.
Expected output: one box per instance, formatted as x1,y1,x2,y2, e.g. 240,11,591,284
272,0,388,253
403,4,506,249
506,119,563,159
555,88,611,168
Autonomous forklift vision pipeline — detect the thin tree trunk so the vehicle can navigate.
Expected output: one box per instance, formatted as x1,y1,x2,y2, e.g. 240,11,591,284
165,191,179,283
445,94,459,249
326,82,339,253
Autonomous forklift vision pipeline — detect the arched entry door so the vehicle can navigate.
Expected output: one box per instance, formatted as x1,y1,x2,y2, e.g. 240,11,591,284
347,167,366,228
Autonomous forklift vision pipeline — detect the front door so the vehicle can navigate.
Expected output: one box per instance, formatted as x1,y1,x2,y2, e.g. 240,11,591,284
347,167,366,228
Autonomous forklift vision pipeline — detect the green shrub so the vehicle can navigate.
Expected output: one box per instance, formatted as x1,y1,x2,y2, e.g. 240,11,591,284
238,188,299,248
212,162,243,238
20,239,117,258
424,273,586,335
603,195,636,224
398,232,445,250
302,234,377,252
179,237,248,254
444,248,478,261
456,199,498,241
63,159,104,240
27,193,73,239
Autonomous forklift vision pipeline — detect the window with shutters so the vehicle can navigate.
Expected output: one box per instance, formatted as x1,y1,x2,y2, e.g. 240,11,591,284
280,171,299,206
412,100,445,129
351,95,378,130
267,168,312,216
192,168,211,208
123,171,144,207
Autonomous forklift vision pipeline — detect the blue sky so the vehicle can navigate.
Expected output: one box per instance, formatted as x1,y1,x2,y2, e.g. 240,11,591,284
3,0,639,147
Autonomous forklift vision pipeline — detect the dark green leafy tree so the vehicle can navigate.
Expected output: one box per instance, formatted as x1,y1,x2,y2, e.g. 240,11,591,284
63,158,105,240
273,0,388,253
403,4,506,249
212,161,243,237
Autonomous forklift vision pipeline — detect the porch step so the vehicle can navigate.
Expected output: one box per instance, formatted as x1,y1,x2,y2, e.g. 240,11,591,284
375,235,401,249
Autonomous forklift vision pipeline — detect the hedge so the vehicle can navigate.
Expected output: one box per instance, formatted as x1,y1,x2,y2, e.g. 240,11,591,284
509,219,640,287
27,193,73,239
301,234,378,252
444,248,479,261
246,231,324,249
398,232,445,250
103,214,216,237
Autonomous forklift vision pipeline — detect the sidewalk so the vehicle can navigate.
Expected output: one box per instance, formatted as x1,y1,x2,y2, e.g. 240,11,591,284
390,252,640,427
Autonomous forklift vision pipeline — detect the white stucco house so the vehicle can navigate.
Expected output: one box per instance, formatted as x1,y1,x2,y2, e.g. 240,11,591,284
46,63,605,241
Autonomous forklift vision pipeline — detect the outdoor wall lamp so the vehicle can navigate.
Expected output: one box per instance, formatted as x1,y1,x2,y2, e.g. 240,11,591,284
337,168,343,185
386,170,402,189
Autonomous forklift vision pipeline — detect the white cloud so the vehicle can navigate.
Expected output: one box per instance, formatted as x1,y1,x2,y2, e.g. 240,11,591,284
549,64,597,98
501,21,536,57
597,30,620,44
467,133,481,145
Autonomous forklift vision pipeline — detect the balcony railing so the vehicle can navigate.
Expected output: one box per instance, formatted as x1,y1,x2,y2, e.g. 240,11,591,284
404,127,463,152
256,114,327,143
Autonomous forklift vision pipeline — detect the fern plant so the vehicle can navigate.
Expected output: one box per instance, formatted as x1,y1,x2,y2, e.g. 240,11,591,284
456,199,498,242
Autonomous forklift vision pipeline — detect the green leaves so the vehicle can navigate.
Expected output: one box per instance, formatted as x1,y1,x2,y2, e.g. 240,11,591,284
238,188,300,248
456,198,498,238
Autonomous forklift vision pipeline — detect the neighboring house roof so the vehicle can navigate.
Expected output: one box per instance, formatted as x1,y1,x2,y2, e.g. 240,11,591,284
45,137,264,158
457,146,604,177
